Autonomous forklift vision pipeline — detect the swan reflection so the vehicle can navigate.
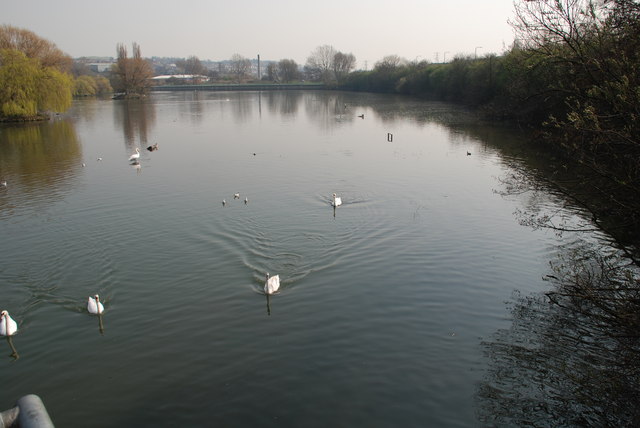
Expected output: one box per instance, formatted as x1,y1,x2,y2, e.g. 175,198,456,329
5,336,19,360
97,313,105,335
266,294,272,316
87,295,106,335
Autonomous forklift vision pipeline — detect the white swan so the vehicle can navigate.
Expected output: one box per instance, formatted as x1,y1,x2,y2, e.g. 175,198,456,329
332,193,342,207
0,310,18,336
128,148,140,162
264,273,280,295
87,295,105,314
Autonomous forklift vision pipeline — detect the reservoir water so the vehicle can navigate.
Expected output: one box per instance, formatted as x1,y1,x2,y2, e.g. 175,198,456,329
1,91,583,426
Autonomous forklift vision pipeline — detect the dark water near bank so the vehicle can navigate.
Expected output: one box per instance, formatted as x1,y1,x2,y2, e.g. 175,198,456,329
0,91,591,426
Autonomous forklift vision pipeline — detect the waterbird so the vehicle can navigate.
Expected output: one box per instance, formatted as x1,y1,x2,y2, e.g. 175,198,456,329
244,197,248,204
332,193,342,207
234,193,240,199
147,143,159,152
1,181,6,188
358,114,364,119
97,157,102,161
82,163,86,167
466,151,471,156
128,148,141,162
222,199,227,206
87,295,105,315
0,310,18,336
265,273,280,295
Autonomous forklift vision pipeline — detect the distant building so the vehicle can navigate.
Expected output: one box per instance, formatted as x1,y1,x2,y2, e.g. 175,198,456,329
151,74,209,85
88,63,113,73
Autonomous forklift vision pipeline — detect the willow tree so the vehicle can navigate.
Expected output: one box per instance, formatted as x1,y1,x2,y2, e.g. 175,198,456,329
74,75,112,97
0,49,72,119
0,26,74,120
0,25,72,72
111,43,153,97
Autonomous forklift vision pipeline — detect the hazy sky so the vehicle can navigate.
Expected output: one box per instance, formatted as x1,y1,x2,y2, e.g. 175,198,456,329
4,0,516,67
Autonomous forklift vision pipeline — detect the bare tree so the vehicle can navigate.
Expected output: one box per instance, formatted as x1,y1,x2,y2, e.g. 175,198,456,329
266,62,278,82
229,53,251,83
305,45,336,82
278,59,300,82
111,42,153,97
374,55,405,71
176,55,205,75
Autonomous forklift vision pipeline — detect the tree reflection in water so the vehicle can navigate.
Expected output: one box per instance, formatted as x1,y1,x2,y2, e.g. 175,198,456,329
478,241,640,427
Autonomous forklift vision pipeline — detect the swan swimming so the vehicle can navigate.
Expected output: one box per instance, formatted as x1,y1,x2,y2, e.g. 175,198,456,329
264,273,280,295
87,295,105,314
0,310,18,336
332,193,342,207
128,148,141,162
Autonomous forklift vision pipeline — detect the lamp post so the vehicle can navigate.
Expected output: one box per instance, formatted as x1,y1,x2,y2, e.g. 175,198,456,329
475,46,483,59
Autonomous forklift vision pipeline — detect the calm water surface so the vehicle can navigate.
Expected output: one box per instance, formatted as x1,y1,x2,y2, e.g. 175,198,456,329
1,91,569,426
